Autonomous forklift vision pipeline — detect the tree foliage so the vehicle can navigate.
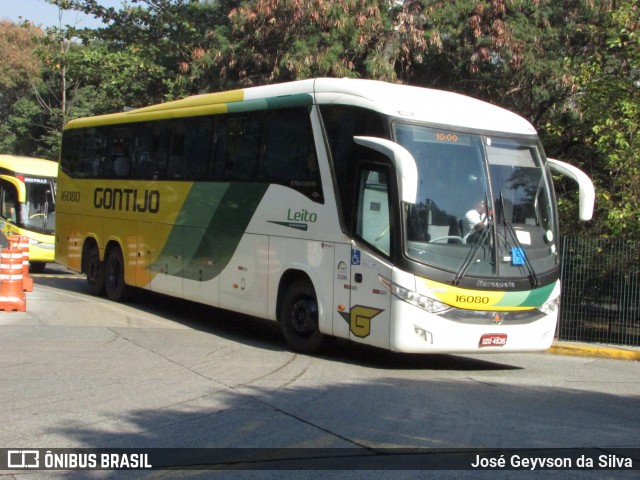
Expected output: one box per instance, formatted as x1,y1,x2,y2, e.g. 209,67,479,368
0,21,42,92
1,0,639,237
572,3,640,237
0,21,44,154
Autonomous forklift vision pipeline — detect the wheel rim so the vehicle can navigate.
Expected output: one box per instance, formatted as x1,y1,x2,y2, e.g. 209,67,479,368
87,253,100,284
107,254,121,291
289,297,318,337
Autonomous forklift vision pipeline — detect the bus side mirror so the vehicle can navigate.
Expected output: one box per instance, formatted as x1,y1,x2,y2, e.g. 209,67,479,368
547,158,595,221
353,136,418,204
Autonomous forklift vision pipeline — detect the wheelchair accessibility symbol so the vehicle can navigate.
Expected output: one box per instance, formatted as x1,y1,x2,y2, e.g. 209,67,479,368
351,249,361,266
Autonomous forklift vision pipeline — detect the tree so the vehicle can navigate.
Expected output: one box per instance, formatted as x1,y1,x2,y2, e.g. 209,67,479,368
0,21,43,155
181,0,394,88
0,21,42,95
396,1,604,123
394,1,631,236
55,0,229,100
571,2,640,237
1,0,216,157
3,0,638,240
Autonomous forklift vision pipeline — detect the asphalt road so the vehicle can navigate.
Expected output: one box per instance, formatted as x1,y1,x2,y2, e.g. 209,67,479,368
1,264,639,479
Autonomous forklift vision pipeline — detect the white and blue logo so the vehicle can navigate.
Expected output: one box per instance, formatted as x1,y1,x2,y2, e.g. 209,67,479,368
351,249,361,266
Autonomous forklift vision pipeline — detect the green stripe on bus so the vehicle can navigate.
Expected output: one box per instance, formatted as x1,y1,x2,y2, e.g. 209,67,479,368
158,183,269,281
494,282,555,308
227,94,313,113
522,281,556,306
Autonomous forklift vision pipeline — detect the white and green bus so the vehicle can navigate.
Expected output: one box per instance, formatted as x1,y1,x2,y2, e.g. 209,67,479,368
55,78,594,354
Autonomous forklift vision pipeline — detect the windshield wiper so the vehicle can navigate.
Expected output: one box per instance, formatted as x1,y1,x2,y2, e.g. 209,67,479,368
498,192,539,288
43,200,49,231
453,220,494,286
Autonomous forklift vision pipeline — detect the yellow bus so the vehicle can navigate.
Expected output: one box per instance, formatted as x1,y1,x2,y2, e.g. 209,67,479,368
0,155,57,273
55,78,593,354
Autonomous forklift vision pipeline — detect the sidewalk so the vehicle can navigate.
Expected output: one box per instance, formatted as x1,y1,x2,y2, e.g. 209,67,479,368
548,341,640,361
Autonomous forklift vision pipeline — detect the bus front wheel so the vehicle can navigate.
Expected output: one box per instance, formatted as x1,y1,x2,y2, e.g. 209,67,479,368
29,262,47,274
279,281,324,354
105,247,132,302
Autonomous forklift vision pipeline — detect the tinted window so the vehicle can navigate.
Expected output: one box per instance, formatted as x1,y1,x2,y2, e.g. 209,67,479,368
260,109,322,202
0,180,18,223
166,118,214,180
320,105,386,233
132,121,170,180
59,108,323,202
104,126,135,178
221,113,264,181
60,127,107,178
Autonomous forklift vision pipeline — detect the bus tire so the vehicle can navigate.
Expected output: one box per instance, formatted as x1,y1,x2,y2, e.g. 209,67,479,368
105,246,132,302
84,242,105,296
279,281,324,354
29,262,46,274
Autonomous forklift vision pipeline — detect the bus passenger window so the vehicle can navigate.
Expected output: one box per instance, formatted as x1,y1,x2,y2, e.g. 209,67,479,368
167,122,187,179
60,127,107,178
222,114,263,181
103,127,134,178
132,122,169,180
261,110,306,181
260,108,323,202
211,120,226,180
113,156,131,177
183,118,213,180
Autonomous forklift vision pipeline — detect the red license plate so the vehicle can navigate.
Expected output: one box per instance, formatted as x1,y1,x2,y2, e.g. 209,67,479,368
479,333,507,347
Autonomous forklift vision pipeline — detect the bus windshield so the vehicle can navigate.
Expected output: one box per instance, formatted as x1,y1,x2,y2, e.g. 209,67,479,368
21,178,56,235
393,122,558,281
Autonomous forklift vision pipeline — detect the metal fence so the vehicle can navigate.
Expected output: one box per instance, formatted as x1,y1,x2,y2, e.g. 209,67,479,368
558,236,640,346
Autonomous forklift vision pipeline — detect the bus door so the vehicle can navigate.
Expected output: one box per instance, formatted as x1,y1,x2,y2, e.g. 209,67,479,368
342,165,394,350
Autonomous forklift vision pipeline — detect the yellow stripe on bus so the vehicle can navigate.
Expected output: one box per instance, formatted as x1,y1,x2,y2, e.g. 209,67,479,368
65,90,245,129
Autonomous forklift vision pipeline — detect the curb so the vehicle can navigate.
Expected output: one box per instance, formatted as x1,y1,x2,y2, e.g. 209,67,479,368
548,342,640,361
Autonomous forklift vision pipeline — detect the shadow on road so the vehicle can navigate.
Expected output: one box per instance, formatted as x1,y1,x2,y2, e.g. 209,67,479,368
34,268,521,373
46,377,640,477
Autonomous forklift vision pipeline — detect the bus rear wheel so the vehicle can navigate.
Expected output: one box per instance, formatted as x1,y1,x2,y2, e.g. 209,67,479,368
105,247,132,302
279,281,324,354
84,243,105,296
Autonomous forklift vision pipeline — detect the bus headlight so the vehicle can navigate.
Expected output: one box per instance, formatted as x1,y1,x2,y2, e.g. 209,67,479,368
538,296,560,315
380,276,450,314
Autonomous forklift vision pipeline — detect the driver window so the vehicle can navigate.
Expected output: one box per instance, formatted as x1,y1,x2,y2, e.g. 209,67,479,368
356,167,391,256
0,180,18,223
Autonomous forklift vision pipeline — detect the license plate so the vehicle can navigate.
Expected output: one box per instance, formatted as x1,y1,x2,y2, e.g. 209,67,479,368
479,333,507,347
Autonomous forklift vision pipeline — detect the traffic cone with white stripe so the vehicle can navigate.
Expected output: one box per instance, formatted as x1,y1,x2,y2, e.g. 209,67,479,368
17,236,33,292
0,246,26,312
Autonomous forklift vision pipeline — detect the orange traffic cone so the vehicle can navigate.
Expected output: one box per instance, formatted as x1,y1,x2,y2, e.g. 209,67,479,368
0,247,26,312
8,235,19,249
18,236,33,292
